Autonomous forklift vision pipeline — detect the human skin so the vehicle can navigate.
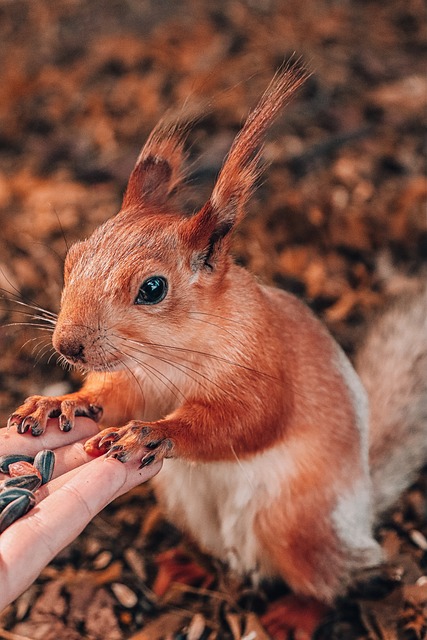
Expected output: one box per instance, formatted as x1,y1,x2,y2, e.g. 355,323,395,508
0,417,162,611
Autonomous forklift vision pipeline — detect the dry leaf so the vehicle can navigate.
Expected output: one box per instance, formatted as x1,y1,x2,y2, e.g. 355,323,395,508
128,612,189,640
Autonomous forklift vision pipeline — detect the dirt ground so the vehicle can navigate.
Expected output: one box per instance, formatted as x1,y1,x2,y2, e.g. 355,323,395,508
0,0,426,638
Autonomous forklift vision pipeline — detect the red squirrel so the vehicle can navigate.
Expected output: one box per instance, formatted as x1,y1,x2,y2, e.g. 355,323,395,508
8,64,427,604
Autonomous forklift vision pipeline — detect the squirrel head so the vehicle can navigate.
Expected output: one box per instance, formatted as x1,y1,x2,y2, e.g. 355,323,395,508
52,62,307,370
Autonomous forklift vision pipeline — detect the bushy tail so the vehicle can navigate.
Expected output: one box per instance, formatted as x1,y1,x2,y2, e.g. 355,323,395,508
355,284,427,516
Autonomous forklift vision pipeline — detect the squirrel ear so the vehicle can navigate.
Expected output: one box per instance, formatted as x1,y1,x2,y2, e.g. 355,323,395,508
122,121,187,209
183,60,308,270
182,200,234,270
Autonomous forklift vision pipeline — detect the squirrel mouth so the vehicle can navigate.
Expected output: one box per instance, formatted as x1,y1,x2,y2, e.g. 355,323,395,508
59,355,123,374
54,339,124,373
85,361,124,373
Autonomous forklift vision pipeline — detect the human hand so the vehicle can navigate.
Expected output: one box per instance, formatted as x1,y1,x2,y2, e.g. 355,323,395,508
0,417,162,611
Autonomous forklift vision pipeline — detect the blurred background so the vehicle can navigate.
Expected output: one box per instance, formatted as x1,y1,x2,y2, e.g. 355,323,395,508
0,0,426,637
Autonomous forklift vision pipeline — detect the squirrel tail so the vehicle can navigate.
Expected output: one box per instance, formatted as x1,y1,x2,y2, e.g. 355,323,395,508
355,284,427,516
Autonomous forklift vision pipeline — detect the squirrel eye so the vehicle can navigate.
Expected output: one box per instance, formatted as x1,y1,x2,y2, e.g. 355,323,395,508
134,276,168,305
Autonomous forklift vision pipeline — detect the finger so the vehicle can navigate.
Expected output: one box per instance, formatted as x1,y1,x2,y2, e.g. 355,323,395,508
34,445,103,501
0,455,162,610
35,463,89,502
0,437,94,486
44,439,97,480
0,417,99,456
0,417,99,485
36,439,159,499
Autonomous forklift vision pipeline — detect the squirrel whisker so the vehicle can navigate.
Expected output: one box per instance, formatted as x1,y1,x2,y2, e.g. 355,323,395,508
0,307,56,324
0,288,58,320
34,342,56,365
118,345,191,402
187,315,250,349
188,310,252,325
119,341,230,398
118,335,280,383
101,342,149,413
15,335,53,363
0,322,54,332
119,361,148,416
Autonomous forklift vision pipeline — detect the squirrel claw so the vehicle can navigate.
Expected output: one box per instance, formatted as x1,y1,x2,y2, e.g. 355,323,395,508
87,405,103,420
84,427,122,457
88,422,174,464
99,431,120,448
59,415,72,432
31,423,44,437
145,439,162,450
139,440,173,467
105,445,128,463
8,396,103,436
7,414,27,433
139,454,156,468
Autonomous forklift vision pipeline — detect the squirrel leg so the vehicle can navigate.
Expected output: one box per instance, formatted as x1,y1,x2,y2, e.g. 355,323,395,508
84,399,263,465
8,370,142,436
254,468,380,602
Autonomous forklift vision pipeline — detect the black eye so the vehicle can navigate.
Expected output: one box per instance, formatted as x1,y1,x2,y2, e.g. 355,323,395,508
134,276,168,305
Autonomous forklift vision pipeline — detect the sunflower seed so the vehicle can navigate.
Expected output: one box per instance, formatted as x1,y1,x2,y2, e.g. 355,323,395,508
0,494,34,533
0,488,35,512
33,450,55,484
3,474,42,491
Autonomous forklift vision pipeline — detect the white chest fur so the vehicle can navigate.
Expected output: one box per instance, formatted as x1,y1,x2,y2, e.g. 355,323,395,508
152,435,380,582
152,443,296,578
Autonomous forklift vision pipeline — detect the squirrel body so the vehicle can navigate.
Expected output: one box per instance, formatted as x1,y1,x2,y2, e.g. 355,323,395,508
9,65,427,603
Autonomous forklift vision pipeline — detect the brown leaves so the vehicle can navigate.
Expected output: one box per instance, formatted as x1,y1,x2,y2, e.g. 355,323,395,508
152,548,215,598
0,0,426,638
260,596,330,640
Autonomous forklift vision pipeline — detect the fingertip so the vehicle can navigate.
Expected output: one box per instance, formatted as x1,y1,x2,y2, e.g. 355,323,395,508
101,455,163,498
103,454,163,478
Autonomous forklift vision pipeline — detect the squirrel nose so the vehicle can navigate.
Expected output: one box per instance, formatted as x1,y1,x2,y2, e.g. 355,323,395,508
57,340,86,363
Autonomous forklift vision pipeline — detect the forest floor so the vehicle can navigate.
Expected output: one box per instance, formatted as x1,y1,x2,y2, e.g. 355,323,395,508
0,0,426,638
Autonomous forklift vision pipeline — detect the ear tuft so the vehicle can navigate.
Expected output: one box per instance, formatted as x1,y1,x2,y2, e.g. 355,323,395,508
182,59,309,270
210,59,309,228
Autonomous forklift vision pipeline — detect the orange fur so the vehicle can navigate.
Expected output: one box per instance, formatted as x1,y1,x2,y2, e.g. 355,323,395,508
9,62,427,604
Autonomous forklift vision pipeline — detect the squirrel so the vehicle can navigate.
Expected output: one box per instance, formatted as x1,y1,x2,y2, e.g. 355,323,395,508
8,63,427,604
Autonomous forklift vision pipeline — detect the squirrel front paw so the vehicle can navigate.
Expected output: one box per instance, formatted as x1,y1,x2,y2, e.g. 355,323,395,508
8,395,103,436
84,421,173,467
